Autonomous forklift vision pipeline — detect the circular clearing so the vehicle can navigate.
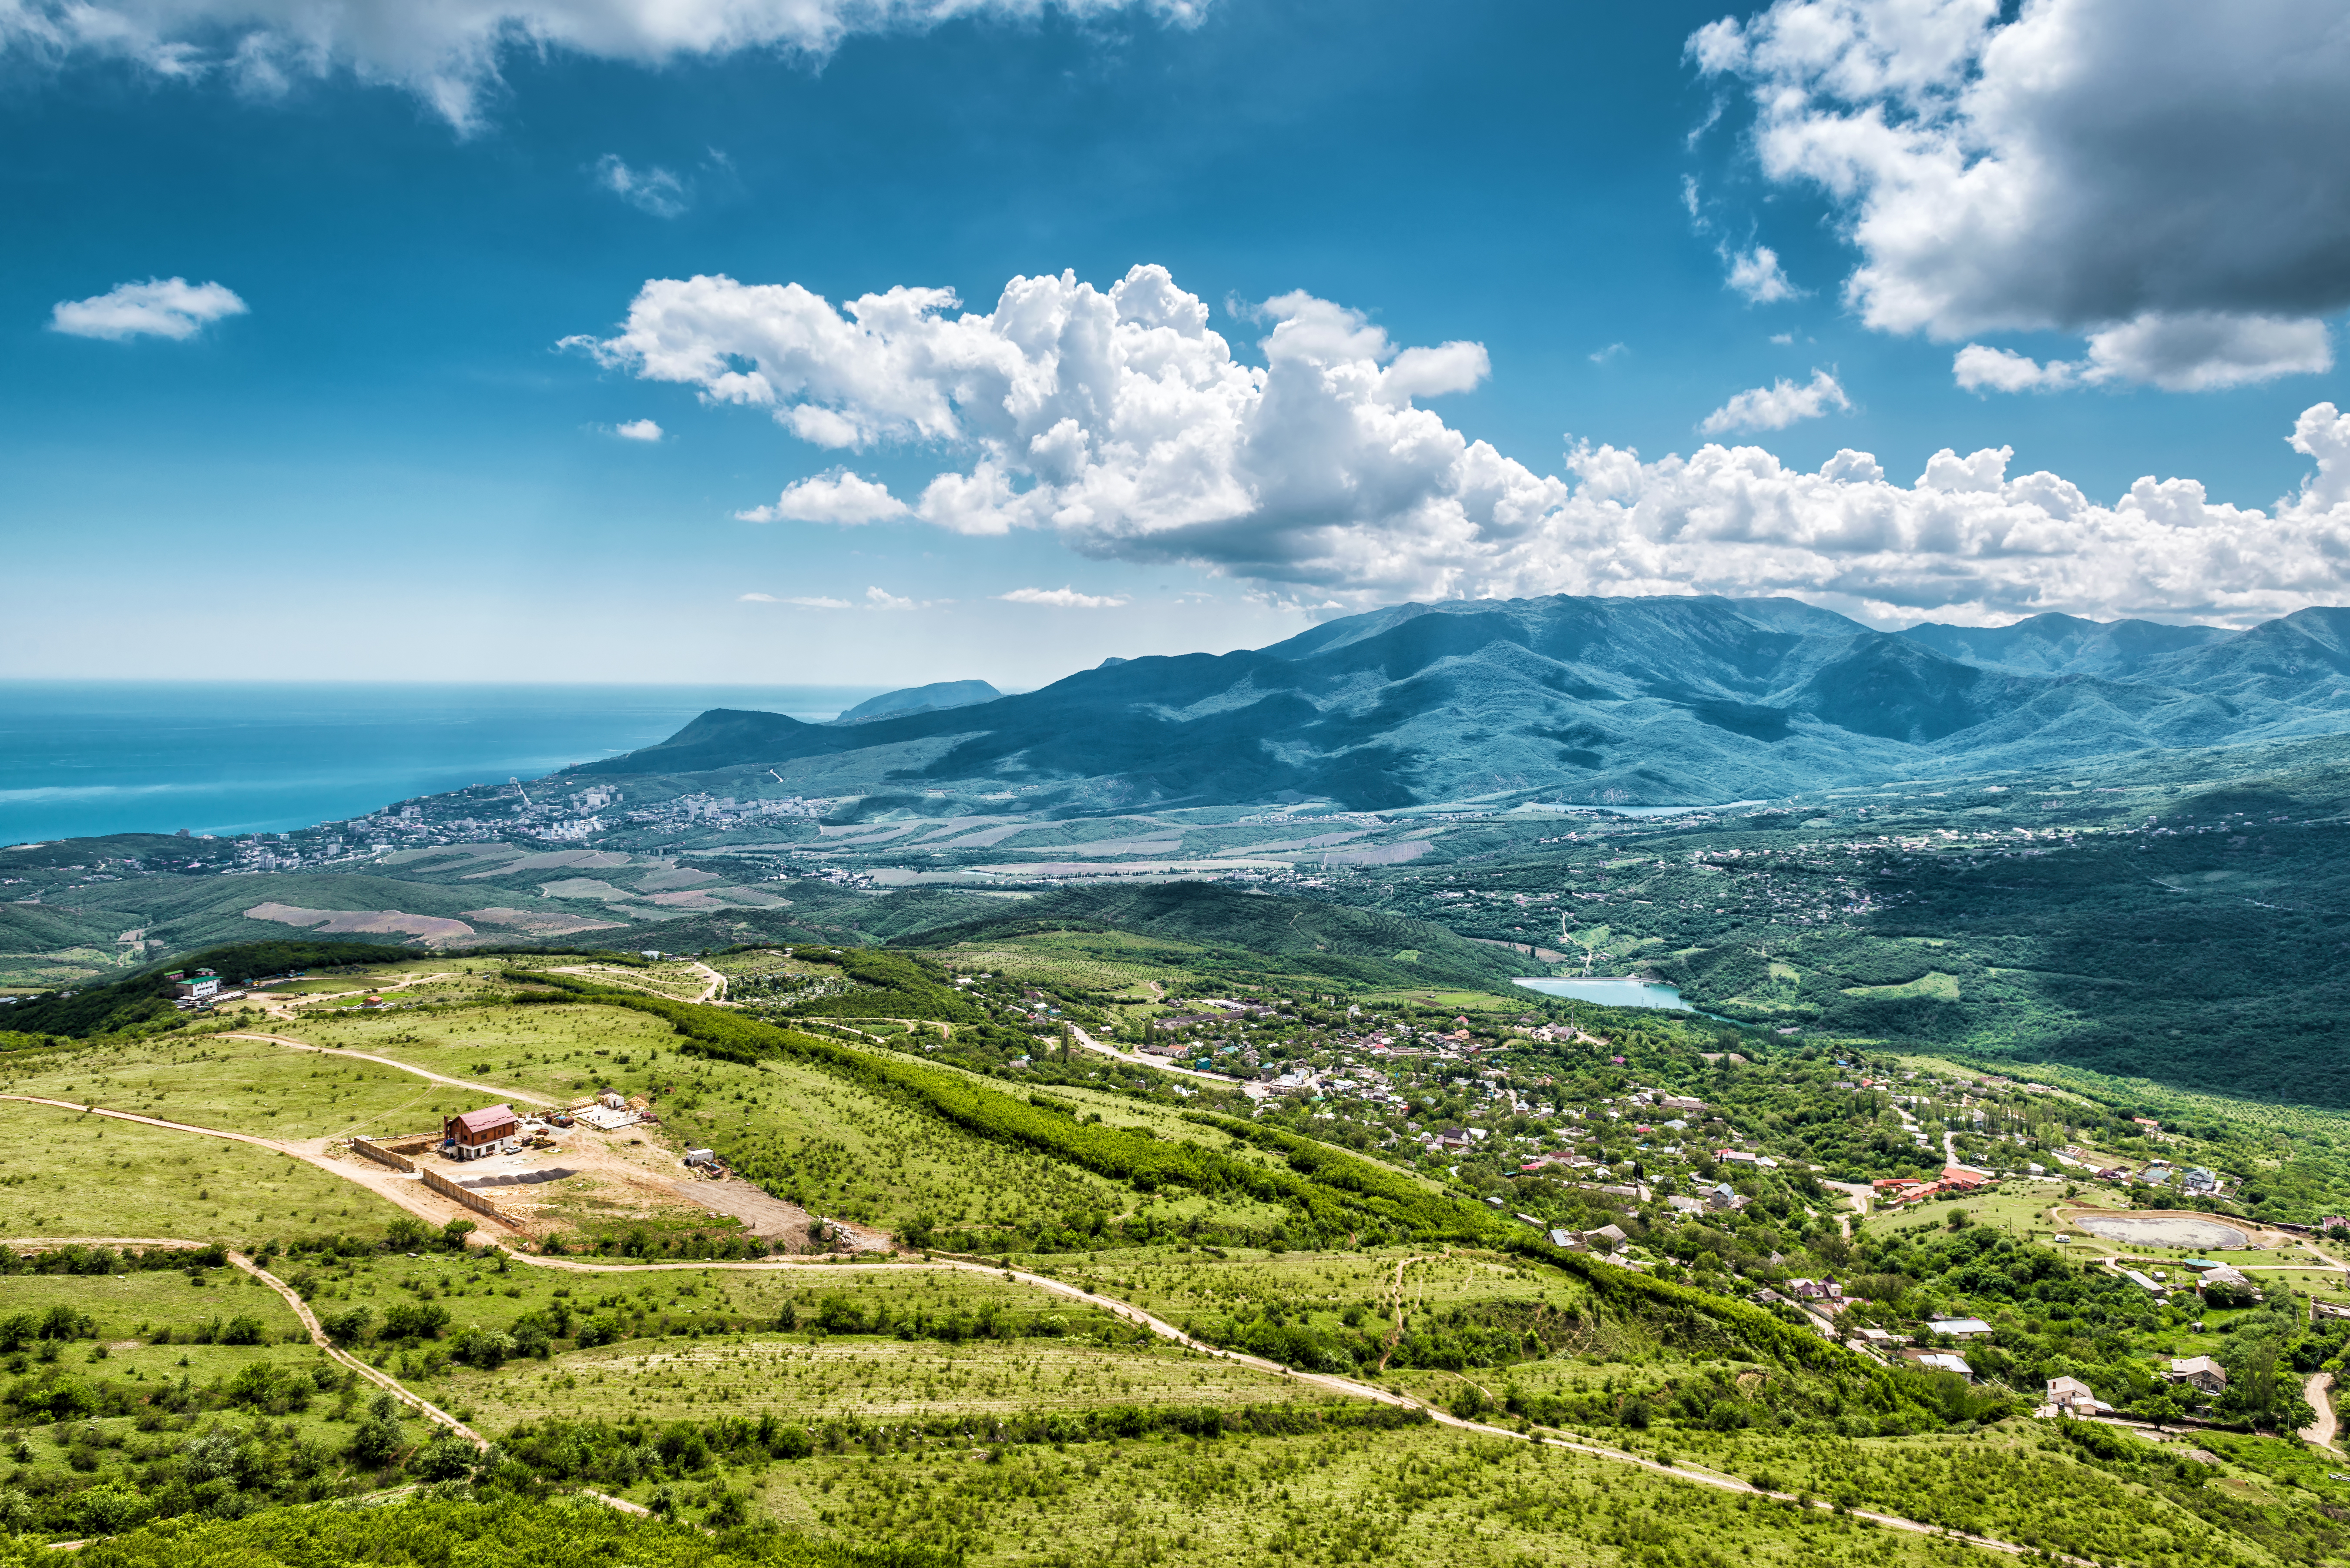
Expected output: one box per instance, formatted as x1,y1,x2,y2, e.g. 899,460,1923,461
2070,1213,2247,1250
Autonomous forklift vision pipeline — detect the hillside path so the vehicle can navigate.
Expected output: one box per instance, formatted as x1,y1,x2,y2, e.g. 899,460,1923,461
484,1248,2083,1563
0,1096,528,1236
250,972,460,1019
2304,1372,2338,1451
217,1034,564,1109
0,1234,490,1451
10,1086,2077,1565
219,1031,558,1109
9,1197,2085,1565
224,1247,491,1450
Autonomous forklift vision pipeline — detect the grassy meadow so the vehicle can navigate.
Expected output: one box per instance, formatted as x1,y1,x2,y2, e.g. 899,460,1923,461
613,1423,2022,1568
0,1099,416,1243
267,992,1296,1245
0,1259,396,1506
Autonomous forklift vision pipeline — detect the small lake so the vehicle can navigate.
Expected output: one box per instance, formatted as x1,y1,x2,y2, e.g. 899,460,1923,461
1513,977,1694,1011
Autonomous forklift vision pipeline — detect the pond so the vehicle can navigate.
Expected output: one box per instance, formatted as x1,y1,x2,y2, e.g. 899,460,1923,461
1514,977,1694,1011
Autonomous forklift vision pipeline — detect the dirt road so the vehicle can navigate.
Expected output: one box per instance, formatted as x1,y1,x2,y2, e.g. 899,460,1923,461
2304,1372,2338,1451
220,1031,557,1109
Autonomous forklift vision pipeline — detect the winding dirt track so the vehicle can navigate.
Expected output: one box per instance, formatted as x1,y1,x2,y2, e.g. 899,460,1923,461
3,1053,2084,1564
0,1236,490,1452
219,1032,558,1109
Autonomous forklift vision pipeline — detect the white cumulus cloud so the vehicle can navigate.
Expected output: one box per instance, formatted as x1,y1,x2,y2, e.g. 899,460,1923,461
1957,315,2334,395
50,277,246,340
1724,245,1797,304
785,595,853,609
595,155,688,218
1,0,1211,131
1700,369,1850,434
737,592,777,601
584,260,2350,626
612,418,664,441
1694,0,2350,391
735,470,910,525
1000,586,1130,608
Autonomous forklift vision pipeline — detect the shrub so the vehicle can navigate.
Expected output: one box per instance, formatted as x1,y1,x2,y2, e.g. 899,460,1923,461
322,1307,374,1344
412,1431,479,1482
74,1483,145,1537
382,1302,451,1340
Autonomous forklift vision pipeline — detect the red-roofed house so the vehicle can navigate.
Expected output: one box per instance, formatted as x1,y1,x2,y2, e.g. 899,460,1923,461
444,1104,520,1161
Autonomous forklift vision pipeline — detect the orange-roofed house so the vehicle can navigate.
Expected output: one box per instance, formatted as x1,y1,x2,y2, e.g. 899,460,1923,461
444,1104,520,1161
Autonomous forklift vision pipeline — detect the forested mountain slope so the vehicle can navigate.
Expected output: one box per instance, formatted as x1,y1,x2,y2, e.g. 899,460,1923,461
574,596,2350,811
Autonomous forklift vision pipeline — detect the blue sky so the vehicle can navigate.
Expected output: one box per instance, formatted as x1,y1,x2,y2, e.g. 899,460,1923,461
6,0,2350,690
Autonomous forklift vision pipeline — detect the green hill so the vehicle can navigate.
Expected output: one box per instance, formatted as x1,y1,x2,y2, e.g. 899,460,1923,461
891,881,1531,991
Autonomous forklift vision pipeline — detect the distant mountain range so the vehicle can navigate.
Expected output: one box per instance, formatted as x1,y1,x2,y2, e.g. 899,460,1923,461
572,596,2350,809
833,679,1003,724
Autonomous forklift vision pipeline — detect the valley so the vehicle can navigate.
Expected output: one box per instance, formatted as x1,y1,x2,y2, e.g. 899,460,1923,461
13,595,2350,1564
9,935,2350,1565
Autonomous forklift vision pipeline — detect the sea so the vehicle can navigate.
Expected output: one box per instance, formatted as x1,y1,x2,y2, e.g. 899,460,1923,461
0,682,886,846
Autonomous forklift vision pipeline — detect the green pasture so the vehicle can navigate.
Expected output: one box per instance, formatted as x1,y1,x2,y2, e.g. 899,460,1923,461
289,995,1286,1242
1860,1188,2068,1241
0,1032,471,1139
724,1423,1976,1568
1355,988,1525,1012
1662,1422,2350,1568
460,1323,1321,1432
543,960,716,1001
938,931,1209,994
284,998,683,1106
0,1261,386,1498
0,1100,416,1243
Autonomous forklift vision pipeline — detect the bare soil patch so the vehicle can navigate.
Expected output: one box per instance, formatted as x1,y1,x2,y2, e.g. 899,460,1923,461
462,906,624,935
2065,1210,2251,1250
244,902,474,942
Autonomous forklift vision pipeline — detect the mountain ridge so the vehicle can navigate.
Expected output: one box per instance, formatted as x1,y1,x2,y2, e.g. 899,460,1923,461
571,595,2350,810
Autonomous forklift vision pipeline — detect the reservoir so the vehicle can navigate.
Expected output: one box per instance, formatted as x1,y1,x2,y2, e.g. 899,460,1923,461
1513,977,1694,1012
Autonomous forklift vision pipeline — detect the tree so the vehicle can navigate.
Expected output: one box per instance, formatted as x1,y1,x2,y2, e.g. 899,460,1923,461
413,1431,478,1483
348,1393,406,1468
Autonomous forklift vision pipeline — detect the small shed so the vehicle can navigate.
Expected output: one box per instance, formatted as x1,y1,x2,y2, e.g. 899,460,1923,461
444,1104,519,1161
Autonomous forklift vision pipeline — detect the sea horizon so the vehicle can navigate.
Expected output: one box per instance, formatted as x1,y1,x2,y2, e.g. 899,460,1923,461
0,679,888,846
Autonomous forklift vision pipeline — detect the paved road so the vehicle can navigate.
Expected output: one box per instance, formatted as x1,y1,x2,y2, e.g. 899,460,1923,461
1066,1021,1241,1087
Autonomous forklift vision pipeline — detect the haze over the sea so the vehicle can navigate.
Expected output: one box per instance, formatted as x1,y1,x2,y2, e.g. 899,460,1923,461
0,683,880,844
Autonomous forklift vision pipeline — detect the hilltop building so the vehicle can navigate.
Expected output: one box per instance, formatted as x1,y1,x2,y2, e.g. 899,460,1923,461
444,1104,520,1161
